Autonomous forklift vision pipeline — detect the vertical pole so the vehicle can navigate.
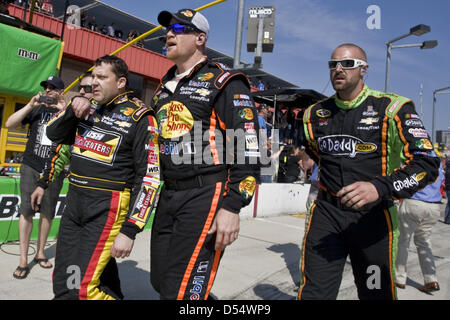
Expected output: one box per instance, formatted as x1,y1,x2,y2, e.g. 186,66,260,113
384,43,391,92
419,83,423,119
254,15,264,67
432,92,436,143
233,0,245,69
28,0,36,24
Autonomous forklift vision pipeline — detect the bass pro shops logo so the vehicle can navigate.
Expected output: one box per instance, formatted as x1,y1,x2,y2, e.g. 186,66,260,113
317,135,377,158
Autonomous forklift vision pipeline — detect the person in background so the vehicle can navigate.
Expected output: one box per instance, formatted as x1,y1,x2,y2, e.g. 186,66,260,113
30,73,94,208
5,76,66,279
277,145,301,183
108,22,115,37
395,159,445,293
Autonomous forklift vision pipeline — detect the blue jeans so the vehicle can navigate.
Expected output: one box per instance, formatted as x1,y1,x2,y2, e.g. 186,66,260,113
445,191,450,222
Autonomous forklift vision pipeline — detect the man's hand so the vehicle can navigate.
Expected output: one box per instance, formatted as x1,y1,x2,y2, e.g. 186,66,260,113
52,93,67,111
30,186,45,212
207,208,240,251
71,96,91,120
336,181,379,210
110,232,134,258
30,93,42,108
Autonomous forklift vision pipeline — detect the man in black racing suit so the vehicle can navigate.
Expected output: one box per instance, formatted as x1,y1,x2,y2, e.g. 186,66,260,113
150,9,260,300
297,43,440,300
46,55,160,300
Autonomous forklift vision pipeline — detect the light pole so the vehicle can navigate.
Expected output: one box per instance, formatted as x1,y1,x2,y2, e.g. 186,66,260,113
432,86,450,143
385,24,437,92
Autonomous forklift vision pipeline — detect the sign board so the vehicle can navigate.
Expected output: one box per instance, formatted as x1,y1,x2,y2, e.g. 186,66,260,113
0,23,64,98
247,6,275,53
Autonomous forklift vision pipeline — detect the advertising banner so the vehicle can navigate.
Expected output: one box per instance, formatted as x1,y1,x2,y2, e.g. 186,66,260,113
0,23,64,98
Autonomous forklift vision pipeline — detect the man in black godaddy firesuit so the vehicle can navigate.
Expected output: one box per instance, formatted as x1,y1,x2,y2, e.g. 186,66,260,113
150,9,260,300
297,43,439,300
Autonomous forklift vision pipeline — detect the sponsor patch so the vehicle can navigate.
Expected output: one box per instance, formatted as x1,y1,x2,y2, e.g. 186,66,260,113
362,106,378,116
188,80,210,88
233,94,250,100
316,109,331,118
317,135,377,158
408,128,428,138
245,135,259,150
73,125,121,165
405,119,423,127
388,101,400,113
157,101,194,139
195,88,211,96
405,113,419,119
415,138,433,150
359,117,379,125
181,10,194,17
244,122,256,134
233,99,253,107
217,72,230,84
393,174,419,191
239,176,256,200
197,73,214,81
238,108,254,120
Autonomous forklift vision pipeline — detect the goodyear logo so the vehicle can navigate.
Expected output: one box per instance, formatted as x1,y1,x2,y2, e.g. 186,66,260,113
316,109,331,118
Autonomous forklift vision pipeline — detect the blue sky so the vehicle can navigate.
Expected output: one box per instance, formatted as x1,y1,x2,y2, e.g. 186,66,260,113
101,0,450,138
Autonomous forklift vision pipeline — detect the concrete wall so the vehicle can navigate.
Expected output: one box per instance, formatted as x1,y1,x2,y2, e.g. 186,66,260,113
240,183,311,219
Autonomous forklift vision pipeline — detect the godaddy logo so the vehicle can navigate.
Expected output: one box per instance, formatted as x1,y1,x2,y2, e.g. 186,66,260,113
317,135,377,158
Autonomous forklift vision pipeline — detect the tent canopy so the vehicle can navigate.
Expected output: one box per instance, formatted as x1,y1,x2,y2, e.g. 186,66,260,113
251,88,327,109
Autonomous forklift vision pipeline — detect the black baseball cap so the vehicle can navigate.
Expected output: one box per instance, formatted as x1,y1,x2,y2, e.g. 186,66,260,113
40,76,65,90
158,8,209,37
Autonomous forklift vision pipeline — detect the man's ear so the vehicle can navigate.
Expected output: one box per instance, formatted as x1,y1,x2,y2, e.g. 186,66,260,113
197,33,206,45
118,77,127,89
361,65,369,75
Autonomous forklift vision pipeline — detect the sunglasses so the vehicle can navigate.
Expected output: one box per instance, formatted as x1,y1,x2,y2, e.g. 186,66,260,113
78,85,92,93
44,84,57,91
166,23,201,34
328,59,367,70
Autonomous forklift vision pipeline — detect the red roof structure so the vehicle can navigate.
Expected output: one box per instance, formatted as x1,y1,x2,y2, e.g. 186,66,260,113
9,4,173,83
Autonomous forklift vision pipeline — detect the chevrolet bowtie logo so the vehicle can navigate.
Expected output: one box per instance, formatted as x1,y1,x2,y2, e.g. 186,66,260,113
359,117,379,125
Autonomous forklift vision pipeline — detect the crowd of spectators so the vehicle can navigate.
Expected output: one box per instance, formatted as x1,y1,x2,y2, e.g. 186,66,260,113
11,1,144,48
13,0,53,16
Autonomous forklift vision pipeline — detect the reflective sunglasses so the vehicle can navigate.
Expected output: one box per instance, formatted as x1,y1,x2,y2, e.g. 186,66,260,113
328,58,367,70
78,85,93,93
166,23,201,34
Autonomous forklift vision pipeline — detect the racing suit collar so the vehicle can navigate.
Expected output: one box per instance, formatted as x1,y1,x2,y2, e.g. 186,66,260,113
161,56,208,84
333,84,370,110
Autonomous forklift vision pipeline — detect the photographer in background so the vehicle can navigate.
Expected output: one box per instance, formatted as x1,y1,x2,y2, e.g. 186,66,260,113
5,76,66,279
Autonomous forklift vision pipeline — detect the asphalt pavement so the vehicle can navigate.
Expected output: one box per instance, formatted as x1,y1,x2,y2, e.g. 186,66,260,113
0,201,449,300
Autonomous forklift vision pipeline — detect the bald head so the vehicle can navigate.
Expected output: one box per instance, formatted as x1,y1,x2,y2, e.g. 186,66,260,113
332,43,367,62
